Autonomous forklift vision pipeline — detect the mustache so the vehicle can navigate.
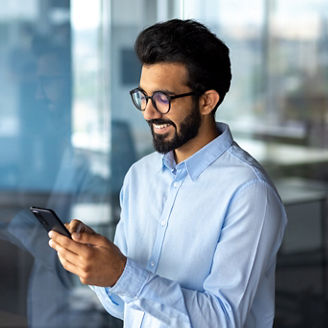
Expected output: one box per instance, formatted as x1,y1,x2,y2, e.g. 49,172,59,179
147,119,176,129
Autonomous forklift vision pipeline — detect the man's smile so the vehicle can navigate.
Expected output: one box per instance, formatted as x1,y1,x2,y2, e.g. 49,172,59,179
152,123,173,134
148,119,176,135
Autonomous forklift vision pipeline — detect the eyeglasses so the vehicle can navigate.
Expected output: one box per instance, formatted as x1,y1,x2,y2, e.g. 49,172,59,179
129,88,195,114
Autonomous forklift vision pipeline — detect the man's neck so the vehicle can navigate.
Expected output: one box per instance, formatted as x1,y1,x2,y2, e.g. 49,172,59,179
174,119,219,164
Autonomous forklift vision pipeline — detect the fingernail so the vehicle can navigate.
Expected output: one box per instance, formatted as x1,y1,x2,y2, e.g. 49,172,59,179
48,231,53,238
73,232,80,240
76,224,82,234
49,239,53,247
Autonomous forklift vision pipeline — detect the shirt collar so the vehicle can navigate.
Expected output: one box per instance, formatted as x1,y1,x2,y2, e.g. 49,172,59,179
161,122,234,181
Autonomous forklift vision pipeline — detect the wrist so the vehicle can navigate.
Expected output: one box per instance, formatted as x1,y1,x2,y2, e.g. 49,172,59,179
112,255,127,287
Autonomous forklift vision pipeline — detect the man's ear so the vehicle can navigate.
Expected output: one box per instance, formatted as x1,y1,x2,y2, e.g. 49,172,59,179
199,90,220,115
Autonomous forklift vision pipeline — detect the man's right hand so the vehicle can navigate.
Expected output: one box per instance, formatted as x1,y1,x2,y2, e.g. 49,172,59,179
49,222,127,287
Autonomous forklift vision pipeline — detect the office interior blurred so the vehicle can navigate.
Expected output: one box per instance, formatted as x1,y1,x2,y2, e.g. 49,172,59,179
0,0,327,327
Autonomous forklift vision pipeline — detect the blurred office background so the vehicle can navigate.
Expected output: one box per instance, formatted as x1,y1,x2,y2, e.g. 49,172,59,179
0,0,327,327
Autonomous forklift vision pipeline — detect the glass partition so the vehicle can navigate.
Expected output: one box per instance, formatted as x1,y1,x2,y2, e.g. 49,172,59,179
0,0,120,326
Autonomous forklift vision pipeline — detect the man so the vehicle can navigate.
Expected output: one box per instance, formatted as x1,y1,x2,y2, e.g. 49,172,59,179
49,19,287,327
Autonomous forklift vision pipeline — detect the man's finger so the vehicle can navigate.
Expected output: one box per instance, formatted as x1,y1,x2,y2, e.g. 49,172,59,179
69,219,84,233
49,230,90,256
72,231,107,247
57,252,81,276
67,219,96,235
49,237,80,260
51,239,82,264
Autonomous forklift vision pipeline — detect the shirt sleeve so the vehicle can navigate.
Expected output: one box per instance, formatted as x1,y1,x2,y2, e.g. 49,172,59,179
90,190,127,320
97,180,286,327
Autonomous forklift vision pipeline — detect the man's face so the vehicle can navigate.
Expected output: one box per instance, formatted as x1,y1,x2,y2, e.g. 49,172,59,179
35,53,68,111
139,62,201,154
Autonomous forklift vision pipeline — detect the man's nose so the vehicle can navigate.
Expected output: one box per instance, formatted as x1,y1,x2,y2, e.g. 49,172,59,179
142,100,162,121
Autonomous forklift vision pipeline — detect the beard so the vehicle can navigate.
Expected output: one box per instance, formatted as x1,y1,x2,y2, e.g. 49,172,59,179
147,102,201,154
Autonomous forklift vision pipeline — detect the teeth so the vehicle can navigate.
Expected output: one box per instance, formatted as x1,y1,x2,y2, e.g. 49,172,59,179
153,123,170,129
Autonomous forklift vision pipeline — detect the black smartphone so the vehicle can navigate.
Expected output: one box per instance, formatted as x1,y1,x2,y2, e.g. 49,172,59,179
30,206,71,238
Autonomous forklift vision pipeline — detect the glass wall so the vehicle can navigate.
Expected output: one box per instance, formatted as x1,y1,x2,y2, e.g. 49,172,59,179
0,0,119,327
0,0,327,327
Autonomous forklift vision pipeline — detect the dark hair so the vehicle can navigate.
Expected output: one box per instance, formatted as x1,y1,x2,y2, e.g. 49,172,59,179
135,19,232,113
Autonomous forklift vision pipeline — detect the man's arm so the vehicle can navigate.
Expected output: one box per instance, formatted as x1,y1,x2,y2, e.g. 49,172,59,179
49,181,286,327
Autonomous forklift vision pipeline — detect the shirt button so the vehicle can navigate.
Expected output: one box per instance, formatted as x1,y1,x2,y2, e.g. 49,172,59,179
150,261,155,267
173,182,178,188
160,220,166,226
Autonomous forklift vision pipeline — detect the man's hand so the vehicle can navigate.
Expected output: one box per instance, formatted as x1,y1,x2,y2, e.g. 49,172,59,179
48,221,126,287
64,219,96,237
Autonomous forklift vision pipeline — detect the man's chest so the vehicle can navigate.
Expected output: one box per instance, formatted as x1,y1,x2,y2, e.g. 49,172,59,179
125,174,233,290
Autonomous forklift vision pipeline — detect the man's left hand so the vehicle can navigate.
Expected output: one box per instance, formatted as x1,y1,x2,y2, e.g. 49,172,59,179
49,229,126,287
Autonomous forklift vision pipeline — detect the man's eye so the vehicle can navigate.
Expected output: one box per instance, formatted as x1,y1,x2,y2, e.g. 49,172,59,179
155,93,169,104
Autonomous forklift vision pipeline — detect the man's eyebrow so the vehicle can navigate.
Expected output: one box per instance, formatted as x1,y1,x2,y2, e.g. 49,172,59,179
138,86,176,95
137,86,147,95
157,89,175,95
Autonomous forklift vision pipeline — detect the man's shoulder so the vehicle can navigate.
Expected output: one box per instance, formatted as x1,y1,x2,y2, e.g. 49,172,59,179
221,142,277,191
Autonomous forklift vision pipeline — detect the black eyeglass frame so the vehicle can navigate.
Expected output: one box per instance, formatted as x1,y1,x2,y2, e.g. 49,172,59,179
129,88,196,114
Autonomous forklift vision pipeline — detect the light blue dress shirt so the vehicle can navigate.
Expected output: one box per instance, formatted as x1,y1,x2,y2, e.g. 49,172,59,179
91,122,287,327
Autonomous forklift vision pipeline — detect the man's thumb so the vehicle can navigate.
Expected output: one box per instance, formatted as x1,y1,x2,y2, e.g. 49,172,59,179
72,231,100,245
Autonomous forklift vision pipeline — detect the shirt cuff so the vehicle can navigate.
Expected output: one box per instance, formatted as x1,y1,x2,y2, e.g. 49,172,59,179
107,257,151,303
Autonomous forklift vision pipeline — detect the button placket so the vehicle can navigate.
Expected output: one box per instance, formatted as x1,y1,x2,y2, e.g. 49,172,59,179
147,175,183,273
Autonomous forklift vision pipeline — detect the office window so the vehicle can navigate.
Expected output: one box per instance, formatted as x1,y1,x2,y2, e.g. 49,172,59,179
0,0,122,326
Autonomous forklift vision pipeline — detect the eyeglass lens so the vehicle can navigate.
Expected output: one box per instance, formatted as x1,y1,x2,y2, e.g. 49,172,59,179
131,90,170,113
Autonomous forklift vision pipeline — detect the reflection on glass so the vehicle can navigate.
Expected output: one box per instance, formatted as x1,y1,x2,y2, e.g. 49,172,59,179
0,1,118,327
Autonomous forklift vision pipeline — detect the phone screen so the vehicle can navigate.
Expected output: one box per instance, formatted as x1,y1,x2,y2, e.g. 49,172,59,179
30,206,71,238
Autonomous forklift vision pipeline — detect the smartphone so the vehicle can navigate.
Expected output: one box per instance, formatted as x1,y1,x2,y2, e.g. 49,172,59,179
30,206,71,238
